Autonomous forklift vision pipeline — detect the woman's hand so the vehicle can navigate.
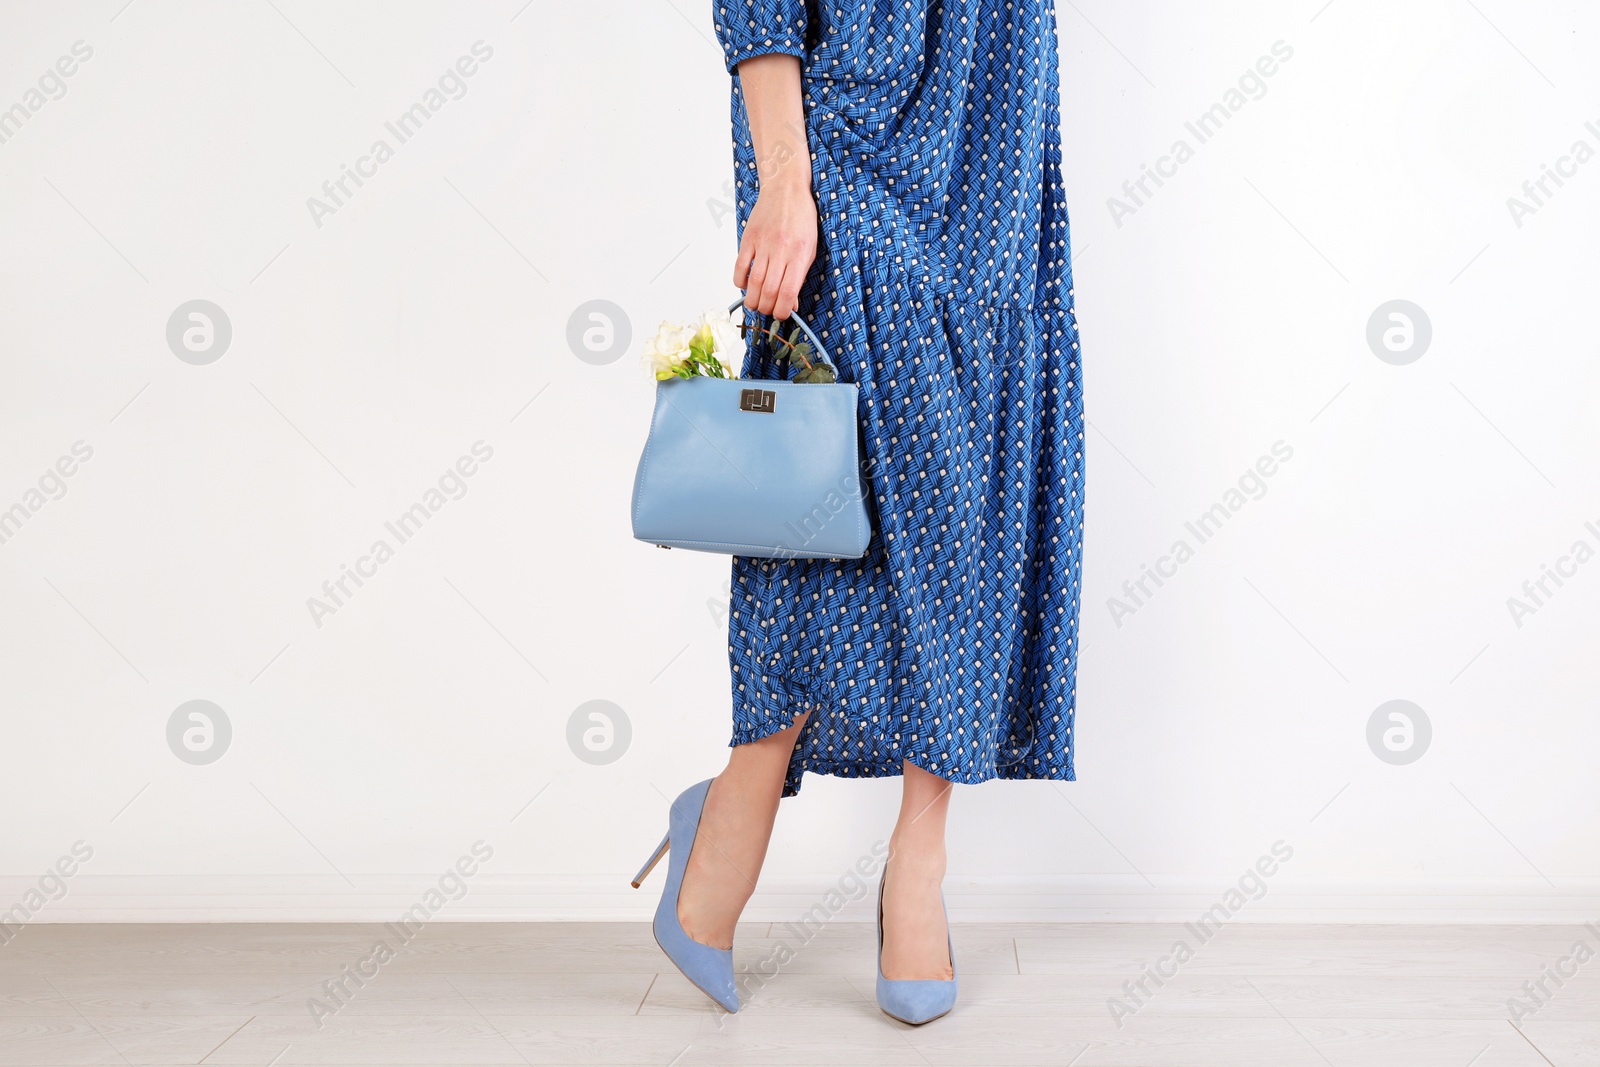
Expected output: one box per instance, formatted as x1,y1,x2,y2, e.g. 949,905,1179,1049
735,180,817,321
731,53,816,322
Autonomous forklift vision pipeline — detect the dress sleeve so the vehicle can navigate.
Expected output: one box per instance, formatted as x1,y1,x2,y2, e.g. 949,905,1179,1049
712,0,809,75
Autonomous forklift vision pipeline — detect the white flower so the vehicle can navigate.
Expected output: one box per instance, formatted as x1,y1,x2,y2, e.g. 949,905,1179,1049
703,307,747,374
640,320,697,379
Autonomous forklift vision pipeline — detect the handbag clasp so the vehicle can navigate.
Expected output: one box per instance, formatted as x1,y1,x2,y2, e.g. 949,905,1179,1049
739,388,776,413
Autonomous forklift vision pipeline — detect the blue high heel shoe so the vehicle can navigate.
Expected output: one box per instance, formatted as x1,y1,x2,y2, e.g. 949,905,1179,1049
631,778,739,1013
875,862,958,1025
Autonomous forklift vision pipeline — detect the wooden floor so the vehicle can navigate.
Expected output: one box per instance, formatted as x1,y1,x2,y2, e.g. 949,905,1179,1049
0,921,1594,1065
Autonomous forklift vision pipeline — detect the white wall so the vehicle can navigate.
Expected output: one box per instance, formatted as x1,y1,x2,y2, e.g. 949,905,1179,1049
1,0,1596,925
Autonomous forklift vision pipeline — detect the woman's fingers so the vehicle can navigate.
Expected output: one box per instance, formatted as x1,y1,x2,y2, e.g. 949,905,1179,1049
764,262,792,322
744,253,772,314
751,243,813,319
732,238,755,290
772,258,805,322
757,259,783,317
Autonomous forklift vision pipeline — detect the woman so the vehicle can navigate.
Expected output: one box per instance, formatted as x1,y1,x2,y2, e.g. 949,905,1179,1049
634,0,1085,1025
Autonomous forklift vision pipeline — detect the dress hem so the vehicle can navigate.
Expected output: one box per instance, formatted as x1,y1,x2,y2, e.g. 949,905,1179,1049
729,699,1077,799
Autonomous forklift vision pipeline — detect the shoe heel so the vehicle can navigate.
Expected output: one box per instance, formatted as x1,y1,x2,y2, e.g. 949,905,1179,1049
631,830,670,888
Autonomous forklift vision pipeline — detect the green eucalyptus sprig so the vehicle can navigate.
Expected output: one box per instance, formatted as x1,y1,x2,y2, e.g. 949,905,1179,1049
740,321,838,384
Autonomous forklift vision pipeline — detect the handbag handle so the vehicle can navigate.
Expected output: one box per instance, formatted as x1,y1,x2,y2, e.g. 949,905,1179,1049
726,296,830,365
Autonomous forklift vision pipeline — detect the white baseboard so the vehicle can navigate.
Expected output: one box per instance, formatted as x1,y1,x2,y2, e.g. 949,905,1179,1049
5,875,1599,924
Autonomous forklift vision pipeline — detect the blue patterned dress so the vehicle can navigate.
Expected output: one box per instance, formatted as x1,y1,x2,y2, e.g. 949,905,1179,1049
713,0,1085,797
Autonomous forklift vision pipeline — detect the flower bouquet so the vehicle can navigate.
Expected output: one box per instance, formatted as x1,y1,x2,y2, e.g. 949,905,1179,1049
640,308,838,383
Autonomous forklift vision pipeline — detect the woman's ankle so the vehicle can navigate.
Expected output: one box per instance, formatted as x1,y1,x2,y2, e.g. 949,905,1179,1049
886,833,947,882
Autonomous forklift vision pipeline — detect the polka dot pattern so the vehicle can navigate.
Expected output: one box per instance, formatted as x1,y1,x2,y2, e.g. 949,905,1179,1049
714,0,1085,797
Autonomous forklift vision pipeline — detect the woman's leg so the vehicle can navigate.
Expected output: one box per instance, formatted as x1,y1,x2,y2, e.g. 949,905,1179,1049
881,761,956,980
676,713,808,950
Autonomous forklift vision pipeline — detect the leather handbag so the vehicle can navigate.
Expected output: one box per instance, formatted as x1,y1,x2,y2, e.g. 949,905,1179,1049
631,299,871,559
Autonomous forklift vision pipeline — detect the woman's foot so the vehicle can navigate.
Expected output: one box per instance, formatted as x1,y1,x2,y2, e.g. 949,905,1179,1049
880,763,955,981
675,773,766,949
880,843,954,980
676,715,807,950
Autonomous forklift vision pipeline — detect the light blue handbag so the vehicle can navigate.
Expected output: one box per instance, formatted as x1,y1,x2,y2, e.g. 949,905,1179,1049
631,300,872,559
